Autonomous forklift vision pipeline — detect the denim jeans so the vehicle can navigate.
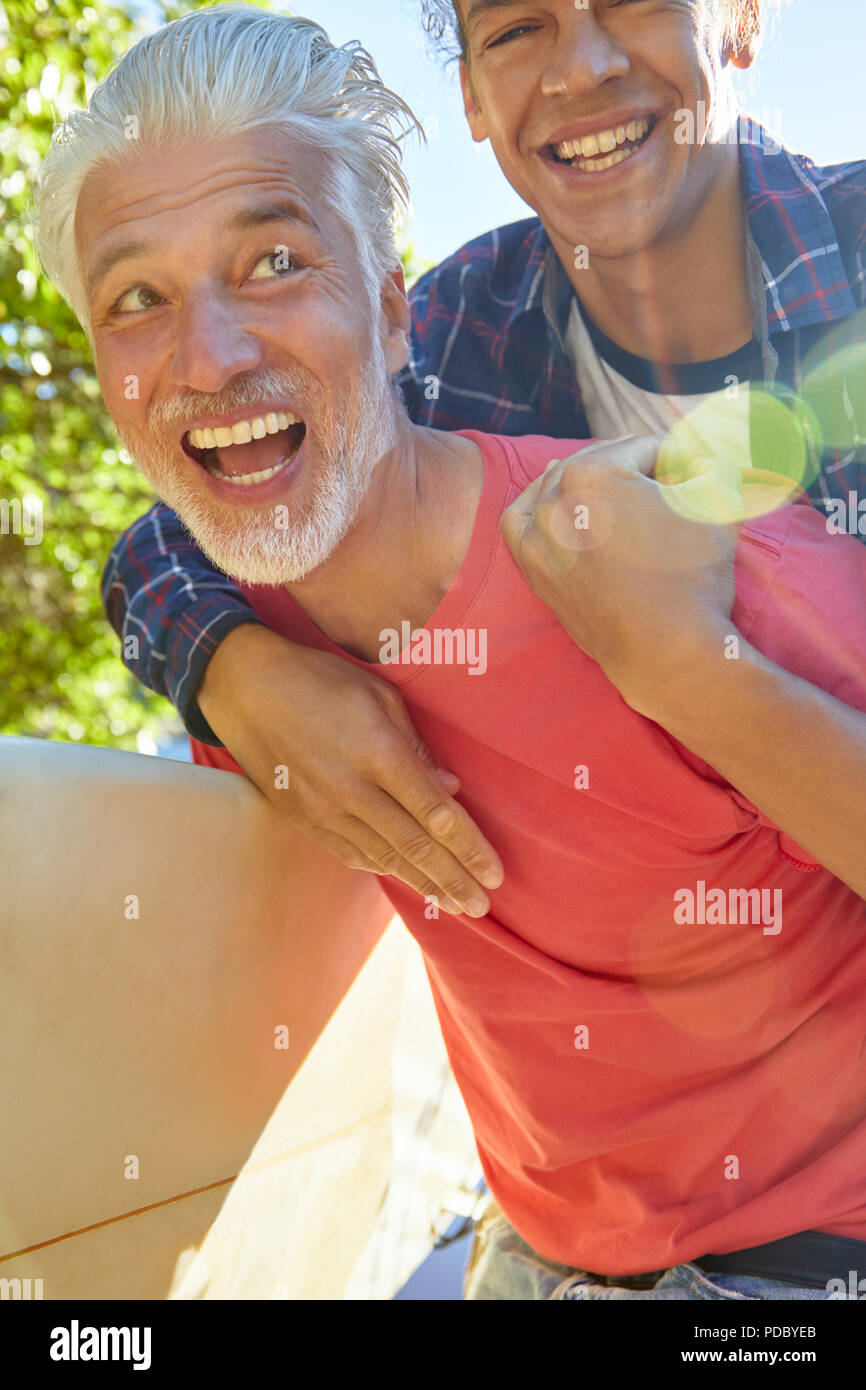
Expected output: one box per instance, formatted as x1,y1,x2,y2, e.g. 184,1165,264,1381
463,1200,838,1300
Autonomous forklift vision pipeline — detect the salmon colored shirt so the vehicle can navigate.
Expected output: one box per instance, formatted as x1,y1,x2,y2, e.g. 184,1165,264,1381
191,431,866,1274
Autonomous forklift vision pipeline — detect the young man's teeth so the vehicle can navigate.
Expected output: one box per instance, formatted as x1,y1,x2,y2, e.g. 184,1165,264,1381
188,410,300,451
554,117,651,168
576,147,634,172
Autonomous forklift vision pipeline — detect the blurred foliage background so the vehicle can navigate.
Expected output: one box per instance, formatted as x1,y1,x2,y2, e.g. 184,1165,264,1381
0,0,430,750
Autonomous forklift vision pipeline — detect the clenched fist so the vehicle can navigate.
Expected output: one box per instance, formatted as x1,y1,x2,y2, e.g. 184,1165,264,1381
499,435,743,713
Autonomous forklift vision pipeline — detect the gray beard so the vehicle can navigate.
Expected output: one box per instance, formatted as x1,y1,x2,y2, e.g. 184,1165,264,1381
117,352,398,586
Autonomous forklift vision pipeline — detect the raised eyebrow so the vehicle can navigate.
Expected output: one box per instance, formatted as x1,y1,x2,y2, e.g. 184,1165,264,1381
86,239,148,301
225,198,322,238
86,199,321,302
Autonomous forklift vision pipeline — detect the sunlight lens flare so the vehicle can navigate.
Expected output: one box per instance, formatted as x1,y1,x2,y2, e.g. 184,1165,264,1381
655,387,822,525
800,308,866,453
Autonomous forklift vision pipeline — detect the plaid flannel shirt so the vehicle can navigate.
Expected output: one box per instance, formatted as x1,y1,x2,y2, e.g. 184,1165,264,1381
101,115,866,743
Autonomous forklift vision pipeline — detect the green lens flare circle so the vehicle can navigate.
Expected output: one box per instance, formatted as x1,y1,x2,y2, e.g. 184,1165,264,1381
655,386,822,525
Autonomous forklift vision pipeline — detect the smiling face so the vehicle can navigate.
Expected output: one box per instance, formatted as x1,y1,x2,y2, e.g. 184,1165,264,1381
456,0,755,263
76,128,410,584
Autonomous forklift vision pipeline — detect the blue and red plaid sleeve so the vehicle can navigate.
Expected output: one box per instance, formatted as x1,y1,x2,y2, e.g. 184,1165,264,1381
101,500,265,744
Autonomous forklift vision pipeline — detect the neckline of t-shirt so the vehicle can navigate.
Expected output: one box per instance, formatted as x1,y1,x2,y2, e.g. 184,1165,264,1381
572,295,755,397
276,429,515,687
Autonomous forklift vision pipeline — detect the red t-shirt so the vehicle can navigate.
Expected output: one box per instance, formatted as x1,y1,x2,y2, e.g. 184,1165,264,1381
192,431,866,1273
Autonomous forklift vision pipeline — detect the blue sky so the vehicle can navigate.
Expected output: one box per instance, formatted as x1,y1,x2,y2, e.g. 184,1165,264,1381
129,0,864,265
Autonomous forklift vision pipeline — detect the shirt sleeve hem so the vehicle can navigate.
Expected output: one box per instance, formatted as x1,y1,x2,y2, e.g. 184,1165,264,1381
171,610,267,746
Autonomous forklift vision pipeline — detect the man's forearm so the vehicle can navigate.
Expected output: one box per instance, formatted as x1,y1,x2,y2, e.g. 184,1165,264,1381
635,630,866,900
101,502,262,743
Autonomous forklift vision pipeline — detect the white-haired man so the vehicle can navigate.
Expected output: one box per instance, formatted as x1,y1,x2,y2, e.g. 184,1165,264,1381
34,4,866,1299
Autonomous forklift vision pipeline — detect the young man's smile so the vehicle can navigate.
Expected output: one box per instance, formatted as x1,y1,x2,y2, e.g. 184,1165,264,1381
546,110,659,175
457,0,754,259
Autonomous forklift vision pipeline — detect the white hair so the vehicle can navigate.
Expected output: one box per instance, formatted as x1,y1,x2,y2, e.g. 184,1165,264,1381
30,2,423,336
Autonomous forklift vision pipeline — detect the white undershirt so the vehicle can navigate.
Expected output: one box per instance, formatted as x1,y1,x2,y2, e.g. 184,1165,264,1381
565,296,754,464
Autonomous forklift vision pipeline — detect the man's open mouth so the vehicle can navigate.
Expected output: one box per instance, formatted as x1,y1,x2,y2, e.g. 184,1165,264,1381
547,114,658,173
181,409,307,486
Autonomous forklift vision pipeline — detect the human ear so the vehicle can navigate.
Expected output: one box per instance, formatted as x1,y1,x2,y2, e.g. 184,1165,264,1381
459,57,489,143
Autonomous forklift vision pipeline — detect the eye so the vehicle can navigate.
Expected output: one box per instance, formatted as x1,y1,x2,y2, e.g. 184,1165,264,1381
107,247,302,317
109,285,163,316
487,24,540,49
248,248,302,281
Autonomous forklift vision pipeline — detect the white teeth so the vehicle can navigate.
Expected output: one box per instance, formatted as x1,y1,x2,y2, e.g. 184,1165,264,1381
553,117,651,165
187,410,301,451
206,455,294,486
576,147,632,173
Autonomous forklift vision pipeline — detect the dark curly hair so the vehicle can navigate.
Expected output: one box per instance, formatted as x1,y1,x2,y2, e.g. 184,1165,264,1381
420,1,465,61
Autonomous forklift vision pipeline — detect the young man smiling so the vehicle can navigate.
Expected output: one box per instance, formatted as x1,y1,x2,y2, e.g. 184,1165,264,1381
101,0,866,926
453,0,762,372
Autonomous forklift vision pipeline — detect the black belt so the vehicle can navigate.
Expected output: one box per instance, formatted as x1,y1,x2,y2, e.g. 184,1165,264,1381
590,1230,866,1292
692,1230,866,1291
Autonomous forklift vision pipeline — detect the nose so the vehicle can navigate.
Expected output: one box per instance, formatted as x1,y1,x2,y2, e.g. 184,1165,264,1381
168,285,264,394
540,12,631,97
